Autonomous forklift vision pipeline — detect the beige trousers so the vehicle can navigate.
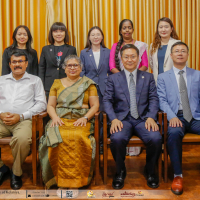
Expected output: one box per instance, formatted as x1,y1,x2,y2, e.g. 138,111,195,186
0,119,32,176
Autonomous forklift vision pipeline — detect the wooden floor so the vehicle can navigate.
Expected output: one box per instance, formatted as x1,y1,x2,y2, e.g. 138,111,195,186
0,145,200,200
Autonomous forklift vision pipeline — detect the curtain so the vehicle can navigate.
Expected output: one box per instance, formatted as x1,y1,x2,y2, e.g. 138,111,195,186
0,0,199,74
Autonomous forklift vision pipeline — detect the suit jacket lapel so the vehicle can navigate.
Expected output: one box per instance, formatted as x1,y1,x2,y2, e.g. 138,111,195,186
87,48,98,71
136,70,145,104
48,45,57,66
186,67,191,99
118,71,130,104
60,44,70,65
169,68,180,100
164,37,173,65
98,45,105,72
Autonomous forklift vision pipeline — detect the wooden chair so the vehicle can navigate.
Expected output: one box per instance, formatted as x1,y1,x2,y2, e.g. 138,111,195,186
0,112,47,185
102,112,163,184
38,111,101,186
163,113,200,183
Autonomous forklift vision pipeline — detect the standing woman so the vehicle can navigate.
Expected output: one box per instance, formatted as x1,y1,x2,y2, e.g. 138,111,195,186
80,26,111,111
2,25,38,75
149,17,180,82
109,19,148,74
39,22,77,98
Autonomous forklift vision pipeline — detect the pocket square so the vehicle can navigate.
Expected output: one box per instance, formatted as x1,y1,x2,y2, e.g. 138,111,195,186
142,76,144,78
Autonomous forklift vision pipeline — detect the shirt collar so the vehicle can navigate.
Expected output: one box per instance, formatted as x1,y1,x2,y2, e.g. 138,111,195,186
6,72,30,81
124,68,137,78
173,66,187,75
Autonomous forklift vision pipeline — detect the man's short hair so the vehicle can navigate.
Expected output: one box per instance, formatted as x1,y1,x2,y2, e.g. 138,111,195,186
171,41,189,53
9,50,28,63
120,44,139,57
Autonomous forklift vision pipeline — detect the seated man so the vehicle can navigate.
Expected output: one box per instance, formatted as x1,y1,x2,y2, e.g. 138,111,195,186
103,44,162,189
0,50,46,190
157,41,200,195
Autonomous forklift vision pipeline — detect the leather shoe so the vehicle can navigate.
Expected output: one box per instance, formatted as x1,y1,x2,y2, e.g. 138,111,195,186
0,166,10,186
144,166,159,188
10,171,22,190
171,176,183,195
112,168,126,189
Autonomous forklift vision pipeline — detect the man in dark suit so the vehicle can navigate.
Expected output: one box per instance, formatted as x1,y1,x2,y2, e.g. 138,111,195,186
157,42,200,195
103,44,162,189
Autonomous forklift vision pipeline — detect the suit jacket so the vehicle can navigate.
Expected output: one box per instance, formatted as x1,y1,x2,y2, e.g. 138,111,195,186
149,37,180,82
157,67,200,121
39,44,77,92
103,70,159,122
80,46,111,96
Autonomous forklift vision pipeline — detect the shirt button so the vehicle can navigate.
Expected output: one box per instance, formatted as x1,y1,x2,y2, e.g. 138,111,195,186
97,75,98,77
57,68,59,70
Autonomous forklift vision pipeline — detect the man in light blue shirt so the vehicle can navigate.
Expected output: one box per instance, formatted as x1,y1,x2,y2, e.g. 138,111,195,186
0,50,46,189
157,41,200,195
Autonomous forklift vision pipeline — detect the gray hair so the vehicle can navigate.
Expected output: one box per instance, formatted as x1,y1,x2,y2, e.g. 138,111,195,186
62,55,83,69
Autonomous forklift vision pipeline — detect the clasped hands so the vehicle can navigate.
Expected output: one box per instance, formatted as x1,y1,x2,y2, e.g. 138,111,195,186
110,117,159,134
0,112,20,125
50,116,88,127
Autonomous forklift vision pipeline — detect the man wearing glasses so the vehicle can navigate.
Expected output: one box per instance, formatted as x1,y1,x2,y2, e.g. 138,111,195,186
103,44,162,190
157,41,200,195
0,50,46,189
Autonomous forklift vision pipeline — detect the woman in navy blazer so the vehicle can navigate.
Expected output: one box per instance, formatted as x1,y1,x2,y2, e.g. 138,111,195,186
80,26,111,111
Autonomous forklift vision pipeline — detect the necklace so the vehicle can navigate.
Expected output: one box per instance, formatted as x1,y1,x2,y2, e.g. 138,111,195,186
66,76,80,83
122,39,134,46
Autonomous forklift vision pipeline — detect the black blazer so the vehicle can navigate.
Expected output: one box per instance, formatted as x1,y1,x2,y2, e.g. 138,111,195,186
2,47,38,76
39,44,77,93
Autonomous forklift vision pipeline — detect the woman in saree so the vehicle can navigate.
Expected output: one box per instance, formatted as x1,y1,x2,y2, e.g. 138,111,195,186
39,55,99,190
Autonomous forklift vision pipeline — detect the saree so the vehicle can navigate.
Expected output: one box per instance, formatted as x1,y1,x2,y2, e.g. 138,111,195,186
39,76,97,189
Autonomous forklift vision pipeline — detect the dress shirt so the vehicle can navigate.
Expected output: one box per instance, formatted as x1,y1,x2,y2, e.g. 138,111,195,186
93,51,100,68
173,66,187,110
124,68,137,88
0,72,47,119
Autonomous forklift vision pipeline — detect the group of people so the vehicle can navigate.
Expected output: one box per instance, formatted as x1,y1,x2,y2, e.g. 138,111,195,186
0,17,199,197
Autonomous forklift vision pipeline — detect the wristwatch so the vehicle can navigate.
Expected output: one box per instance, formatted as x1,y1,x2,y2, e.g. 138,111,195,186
83,116,88,121
19,114,24,122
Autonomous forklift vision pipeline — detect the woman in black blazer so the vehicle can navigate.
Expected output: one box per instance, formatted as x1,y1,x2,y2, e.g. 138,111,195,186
2,25,38,76
39,22,77,97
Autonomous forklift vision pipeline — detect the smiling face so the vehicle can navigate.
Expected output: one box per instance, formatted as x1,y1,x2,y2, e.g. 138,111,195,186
9,55,28,77
170,45,189,67
64,59,82,79
121,48,139,72
15,28,28,46
120,21,134,40
89,29,103,46
158,21,173,39
52,29,65,44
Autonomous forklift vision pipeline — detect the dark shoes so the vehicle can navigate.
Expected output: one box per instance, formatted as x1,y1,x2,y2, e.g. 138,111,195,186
10,171,22,190
144,166,159,189
171,177,183,195
0,165,10,186
112,168,126,189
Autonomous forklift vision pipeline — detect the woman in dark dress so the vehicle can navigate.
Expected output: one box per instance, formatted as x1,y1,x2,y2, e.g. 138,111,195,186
2,25,38,76
39,22,77,98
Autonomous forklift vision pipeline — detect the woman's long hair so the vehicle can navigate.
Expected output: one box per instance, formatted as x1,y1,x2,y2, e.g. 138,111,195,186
115,19,134,71
10,25,34,55
150,17,179,55
85,26,106,51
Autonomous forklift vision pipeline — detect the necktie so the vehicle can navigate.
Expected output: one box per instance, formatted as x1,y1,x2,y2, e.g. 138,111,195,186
178,70,193,122
129,73,139,119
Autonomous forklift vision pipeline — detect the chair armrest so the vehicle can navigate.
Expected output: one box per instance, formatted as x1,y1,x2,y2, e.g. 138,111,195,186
157,112,162,135
38,111,48,119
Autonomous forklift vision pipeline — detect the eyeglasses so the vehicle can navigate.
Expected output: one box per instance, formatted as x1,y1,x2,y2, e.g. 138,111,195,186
122,55,138,61
172,50,188,54
11,60,27,65
65,64,80,69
